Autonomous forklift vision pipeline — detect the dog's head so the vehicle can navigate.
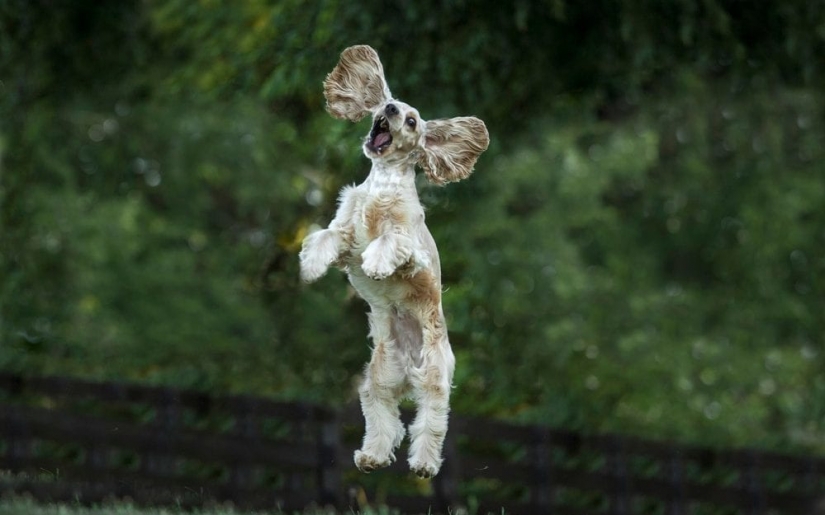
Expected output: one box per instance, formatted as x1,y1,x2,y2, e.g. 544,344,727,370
323,45,489,185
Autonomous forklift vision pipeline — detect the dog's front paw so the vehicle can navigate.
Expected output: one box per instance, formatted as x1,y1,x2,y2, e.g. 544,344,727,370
300,256,329,283
354,449,394,473
299,229,344,282
361,245,398,281
399,248,431,277
362,259,395,281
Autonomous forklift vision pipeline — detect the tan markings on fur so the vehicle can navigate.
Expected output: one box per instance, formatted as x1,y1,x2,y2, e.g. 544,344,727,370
340,225,355,249
405,270,441,307
365,198,409,240
428,308,445,334
368,344,409,400
324,45,392,122
421,117,490,185
331,227,355,269
364,203,382,241
367,342,391,389
423,365,447,399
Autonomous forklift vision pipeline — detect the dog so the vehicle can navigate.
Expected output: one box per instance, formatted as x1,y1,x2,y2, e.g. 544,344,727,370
299,45,489,478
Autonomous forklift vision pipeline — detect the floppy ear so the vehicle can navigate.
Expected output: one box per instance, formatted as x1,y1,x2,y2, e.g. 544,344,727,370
323,45,392,122
419,117,490,185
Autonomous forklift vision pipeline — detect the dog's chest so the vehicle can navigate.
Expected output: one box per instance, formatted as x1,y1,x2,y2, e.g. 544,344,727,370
349,180,423,248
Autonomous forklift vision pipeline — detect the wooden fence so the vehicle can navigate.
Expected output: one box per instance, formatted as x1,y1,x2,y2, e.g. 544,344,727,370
1,372,824,514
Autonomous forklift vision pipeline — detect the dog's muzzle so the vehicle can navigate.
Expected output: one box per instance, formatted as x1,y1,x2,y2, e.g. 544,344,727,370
367,114,393,154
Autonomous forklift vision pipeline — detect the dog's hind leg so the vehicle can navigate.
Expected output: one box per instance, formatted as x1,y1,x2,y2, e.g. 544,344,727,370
407,307,455,478
354,308,407,473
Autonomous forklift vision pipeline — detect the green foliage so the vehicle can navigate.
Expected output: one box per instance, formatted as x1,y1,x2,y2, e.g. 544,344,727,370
451,81,824,448
2,1,825,457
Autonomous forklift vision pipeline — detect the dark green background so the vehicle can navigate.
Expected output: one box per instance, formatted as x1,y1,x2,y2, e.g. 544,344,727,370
2,1,824,453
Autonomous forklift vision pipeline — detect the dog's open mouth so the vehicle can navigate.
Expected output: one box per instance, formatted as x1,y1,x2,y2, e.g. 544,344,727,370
367,116,393,154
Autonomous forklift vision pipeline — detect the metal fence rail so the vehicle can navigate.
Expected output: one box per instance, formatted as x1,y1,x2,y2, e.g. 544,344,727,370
1,372,823,514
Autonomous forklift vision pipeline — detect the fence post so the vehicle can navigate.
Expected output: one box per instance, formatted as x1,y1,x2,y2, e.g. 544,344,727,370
743,451,765,515
433,428,461,512
317,410,342,507
5,408,30,472
805,458,820,499
231,397,258,498
608,436,630,515
74,376,111,475
142,388,179,479
532,427,553,511
666,450,686,515
2,376,30,473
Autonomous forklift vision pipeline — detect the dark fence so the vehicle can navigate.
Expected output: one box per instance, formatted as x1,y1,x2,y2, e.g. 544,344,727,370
1,372,824,514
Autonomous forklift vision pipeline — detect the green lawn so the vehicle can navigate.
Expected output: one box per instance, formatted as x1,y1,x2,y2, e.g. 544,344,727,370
0,498,503,515
0,497,405,515
0,497,264,515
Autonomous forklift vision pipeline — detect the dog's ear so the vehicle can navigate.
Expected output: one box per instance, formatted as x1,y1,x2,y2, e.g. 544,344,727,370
323,45,392,122
419,117,489,185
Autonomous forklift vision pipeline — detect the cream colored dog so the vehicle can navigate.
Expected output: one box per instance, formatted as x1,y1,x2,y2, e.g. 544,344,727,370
299,45,488,478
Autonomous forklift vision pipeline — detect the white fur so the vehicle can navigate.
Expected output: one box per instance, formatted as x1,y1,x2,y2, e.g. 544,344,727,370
300,45,488,478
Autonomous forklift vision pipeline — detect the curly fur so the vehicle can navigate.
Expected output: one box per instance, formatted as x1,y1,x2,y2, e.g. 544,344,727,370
300,45,489,478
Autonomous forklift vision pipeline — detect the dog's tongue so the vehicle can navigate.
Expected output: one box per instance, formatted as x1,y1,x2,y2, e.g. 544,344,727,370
374,132,391,148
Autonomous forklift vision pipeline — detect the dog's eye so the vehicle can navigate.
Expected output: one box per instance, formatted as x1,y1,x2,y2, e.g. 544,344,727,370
405,117,417,129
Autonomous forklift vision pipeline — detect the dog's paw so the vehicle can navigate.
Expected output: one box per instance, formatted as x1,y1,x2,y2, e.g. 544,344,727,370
354,449,393,473
399,248,431,277
299,230,344,282
409,458,441,479
412,248,431,271
362,261,395,281
361,248,397,281
299,258,329,283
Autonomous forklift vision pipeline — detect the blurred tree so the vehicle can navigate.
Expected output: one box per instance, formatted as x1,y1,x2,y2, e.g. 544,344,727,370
0,0,152,362
1,0,824,452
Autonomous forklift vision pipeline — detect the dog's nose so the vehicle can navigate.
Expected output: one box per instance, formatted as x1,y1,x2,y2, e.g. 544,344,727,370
385,103,399,117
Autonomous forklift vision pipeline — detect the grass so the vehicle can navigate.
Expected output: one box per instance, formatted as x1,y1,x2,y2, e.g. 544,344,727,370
0,471,407,515
0,497,260,515
0,496,415,515
0,474,505,515
0,498,288,515
0,497,508,515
